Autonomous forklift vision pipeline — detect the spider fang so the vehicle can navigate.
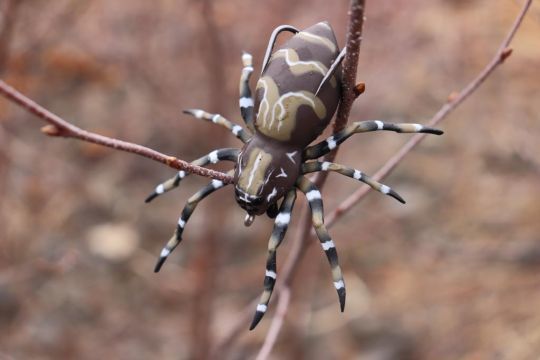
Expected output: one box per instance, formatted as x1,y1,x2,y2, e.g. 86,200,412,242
244,214,255,227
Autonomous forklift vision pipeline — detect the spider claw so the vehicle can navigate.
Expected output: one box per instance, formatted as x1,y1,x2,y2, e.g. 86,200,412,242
423,127,444,135
154,248,171,272
154,257,167,272
337,287,346,312
389,189,406,204
249,305,267,330
145,192,158,203
333,278,346,312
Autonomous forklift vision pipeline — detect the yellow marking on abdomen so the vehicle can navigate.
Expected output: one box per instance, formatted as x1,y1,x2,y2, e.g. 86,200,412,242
272,48,328,77
297,31,337,53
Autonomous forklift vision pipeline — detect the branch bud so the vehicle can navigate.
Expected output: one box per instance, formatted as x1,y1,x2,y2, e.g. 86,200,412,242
447,91,460,102
500,47,513,62
353,82,366,98
41,124,62,136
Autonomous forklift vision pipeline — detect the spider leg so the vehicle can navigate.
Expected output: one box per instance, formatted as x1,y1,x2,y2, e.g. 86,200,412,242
296,176,346,312
145,148,239,203
238,52,255,132
183,109,251,143
154,172,232,272
304,121,443,160
250,189,297,330
302,161,405,204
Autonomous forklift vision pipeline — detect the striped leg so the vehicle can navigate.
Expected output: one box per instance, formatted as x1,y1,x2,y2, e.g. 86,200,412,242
302,161,405,204
183,109,251,143
250,189,297,330
296,176,346,312
145,148,239,203
239,52,255,132
304,121,444,160
154,174,231,272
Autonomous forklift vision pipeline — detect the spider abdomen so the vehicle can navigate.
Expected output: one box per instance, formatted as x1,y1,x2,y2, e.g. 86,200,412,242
234,136,301,216
254,22,342,148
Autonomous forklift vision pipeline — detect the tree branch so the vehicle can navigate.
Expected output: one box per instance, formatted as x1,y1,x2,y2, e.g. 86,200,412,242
334,0,365,134
326,0,532,227
0,80,234,183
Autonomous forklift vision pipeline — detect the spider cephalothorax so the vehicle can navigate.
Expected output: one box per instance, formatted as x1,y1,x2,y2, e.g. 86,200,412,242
146,22,443,330
234,137,301,216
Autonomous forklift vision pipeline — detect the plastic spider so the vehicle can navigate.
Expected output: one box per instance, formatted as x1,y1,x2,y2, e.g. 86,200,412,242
145,22,443,329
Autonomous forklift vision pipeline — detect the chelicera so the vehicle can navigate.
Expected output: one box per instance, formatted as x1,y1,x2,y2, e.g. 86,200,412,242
145,22,443,330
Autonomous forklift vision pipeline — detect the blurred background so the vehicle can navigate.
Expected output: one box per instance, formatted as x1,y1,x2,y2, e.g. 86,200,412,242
0,0,539,359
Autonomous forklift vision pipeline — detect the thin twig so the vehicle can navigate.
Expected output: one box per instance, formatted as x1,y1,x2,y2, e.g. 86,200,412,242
326,0,532,227
0,80,234,183
334,0,365,133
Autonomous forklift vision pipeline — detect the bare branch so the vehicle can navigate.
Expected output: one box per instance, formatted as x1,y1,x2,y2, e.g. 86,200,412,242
326,0,533,227
0,80,234,183
334,0,366,134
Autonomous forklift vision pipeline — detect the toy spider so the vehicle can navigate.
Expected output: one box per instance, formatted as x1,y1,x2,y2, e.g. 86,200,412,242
145,22,443,329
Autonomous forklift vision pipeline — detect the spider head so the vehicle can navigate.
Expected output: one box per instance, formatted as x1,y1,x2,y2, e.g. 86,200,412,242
234,138,301,217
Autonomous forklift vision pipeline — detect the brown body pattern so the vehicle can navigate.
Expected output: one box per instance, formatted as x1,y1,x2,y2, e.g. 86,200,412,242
234,22,342,216
254,22,341,146
146,21,444,330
